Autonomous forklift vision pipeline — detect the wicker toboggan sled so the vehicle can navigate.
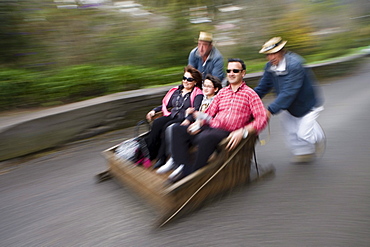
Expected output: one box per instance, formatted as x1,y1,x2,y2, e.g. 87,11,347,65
97,132,274,227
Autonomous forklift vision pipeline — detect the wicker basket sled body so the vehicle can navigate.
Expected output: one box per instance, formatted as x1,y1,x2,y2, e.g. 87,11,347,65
98,132,274,227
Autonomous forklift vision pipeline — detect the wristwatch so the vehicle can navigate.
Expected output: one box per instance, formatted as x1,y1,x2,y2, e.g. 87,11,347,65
242,128,249,139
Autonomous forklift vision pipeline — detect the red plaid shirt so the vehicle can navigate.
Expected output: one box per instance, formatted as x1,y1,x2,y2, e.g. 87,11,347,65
205,82,267,133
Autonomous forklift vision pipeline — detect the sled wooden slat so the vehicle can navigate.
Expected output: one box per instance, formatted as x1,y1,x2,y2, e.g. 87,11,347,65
101,133,275,226
102,147,174,212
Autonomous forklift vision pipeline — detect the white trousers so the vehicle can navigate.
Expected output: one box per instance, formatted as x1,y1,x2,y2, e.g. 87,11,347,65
280,106,325,155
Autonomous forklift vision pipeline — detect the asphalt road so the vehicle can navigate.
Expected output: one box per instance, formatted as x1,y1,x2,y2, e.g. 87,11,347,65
1,58,370,247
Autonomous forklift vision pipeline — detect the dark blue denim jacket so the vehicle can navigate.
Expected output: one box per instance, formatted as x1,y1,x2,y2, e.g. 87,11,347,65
254,52,323,117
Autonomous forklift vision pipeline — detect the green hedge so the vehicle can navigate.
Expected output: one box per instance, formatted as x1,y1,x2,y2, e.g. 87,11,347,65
0,65,184,111
0,70,39,109
1,49,368,111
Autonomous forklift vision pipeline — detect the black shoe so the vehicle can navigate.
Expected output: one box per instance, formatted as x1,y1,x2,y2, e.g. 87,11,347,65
153,157,166,169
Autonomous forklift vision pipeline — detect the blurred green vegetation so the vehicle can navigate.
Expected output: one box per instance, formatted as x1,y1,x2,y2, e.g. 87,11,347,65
0,65,184,110
0,0,369,111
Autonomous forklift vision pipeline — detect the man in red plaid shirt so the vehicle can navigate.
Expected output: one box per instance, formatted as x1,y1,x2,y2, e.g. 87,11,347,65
168,58,268,183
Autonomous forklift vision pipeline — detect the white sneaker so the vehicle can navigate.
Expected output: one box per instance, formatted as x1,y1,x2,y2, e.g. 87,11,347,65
156,157,175,174
168,164,184,179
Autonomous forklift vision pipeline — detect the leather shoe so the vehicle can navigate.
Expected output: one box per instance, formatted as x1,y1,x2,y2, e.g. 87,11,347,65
153,157,166,169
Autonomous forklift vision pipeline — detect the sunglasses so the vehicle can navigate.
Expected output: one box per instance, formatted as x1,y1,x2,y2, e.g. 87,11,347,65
226,69,243,73
182,76,195,82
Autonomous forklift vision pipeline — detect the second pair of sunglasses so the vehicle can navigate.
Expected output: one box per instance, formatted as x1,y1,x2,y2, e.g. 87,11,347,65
226,69,243,73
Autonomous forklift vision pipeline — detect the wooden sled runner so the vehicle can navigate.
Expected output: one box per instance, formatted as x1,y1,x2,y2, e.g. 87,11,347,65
97,133,275,227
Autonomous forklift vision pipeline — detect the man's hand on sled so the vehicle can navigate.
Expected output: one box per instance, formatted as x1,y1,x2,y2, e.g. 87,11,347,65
226,128,244,151
266,109,272,120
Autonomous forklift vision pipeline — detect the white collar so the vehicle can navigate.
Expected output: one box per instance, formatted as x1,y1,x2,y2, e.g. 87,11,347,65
271,57,286,72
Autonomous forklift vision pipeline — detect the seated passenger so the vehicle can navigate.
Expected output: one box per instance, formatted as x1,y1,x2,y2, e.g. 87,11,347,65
167,58,268,183
145,65,203,168
156,74,222,174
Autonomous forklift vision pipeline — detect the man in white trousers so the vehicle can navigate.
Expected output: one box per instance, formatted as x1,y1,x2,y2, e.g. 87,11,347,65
254,37,326,163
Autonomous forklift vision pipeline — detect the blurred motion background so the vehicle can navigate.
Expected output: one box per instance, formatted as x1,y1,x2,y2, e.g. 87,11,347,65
1,0,369,111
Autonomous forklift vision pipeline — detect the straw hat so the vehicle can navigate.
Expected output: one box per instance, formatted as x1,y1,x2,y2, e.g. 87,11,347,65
259,37,287,54
198,32,213,42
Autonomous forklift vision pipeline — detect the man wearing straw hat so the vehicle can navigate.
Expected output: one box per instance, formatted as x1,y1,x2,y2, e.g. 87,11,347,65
255,37,326,163
188,31,225,82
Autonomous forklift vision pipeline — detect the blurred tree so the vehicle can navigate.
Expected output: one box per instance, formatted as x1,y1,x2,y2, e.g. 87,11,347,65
1,0,370,110
0,1,28,66
270,5,317,56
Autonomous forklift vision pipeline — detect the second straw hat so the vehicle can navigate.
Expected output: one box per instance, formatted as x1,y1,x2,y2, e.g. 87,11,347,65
259,37,287,54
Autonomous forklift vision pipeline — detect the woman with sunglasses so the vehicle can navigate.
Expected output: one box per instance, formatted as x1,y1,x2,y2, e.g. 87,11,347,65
156,74,223,175
145,65,203,168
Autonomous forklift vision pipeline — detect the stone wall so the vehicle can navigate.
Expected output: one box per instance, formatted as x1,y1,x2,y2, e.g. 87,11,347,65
0,52,367,161
0,86,172,161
